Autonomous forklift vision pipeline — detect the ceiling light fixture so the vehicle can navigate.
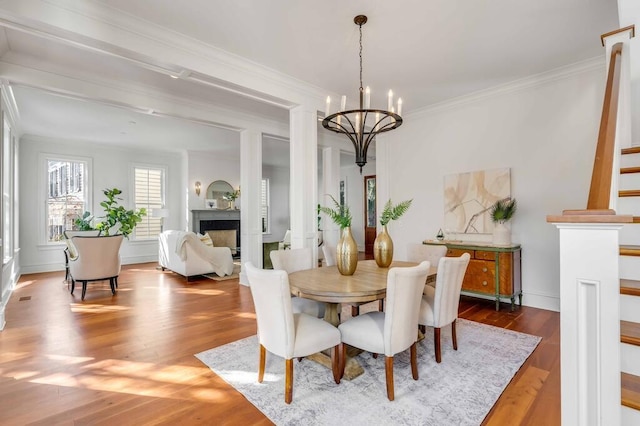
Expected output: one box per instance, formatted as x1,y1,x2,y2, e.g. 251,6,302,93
322,15,403,172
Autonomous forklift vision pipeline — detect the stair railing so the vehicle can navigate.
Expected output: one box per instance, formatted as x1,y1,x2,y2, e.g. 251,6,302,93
547,25,634,425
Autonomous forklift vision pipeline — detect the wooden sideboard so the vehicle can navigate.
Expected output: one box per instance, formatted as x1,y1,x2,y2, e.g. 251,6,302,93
423,240,522,311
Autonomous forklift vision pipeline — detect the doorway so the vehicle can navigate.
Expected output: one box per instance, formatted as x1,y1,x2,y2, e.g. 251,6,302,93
364,175,376,259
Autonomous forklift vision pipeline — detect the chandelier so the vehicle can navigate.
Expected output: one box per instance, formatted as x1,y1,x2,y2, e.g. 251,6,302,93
322,15,403,172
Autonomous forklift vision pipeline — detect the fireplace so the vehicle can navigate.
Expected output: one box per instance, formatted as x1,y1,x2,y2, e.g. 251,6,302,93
192,209,241,249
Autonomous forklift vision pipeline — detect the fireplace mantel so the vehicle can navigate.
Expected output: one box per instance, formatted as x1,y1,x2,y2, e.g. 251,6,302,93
192,209,240,233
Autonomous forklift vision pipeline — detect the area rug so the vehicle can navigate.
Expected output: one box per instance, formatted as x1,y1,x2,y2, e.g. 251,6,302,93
203,262,241,281
195,318,541,425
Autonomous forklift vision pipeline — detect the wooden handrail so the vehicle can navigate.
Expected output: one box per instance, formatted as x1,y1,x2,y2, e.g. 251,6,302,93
587,42,623,210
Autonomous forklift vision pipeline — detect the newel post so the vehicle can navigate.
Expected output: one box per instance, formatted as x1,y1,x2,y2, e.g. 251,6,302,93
548,211,631,425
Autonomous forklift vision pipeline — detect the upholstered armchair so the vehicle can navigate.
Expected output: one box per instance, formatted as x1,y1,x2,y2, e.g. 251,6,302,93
68,235,124,300
418,253,471,363
270,248,326,318
406,243,447,271
245,262,341,404
338,262,431,400
63,229,101,282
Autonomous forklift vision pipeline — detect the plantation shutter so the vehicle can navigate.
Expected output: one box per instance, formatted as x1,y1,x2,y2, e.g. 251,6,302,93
135,167,164,239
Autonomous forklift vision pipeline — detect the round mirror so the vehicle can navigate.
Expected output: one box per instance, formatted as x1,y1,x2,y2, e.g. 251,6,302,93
206,180,235,209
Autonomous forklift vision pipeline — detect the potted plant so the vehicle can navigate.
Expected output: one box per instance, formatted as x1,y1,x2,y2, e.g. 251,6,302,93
374,199,412,267
490,197,517,246
74,211,96,231
95,188,147,238
319,195,356,275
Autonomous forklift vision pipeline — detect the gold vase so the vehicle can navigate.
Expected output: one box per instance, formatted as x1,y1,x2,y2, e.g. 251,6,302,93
374,225,394,268
337,226,358,275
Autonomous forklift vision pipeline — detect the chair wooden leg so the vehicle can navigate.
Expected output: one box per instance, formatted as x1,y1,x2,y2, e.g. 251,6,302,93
410,342,419,380
109,278,116,295
378,299,384,311
331,345,341,384
419,324,426,334
434,327,442,363
339,343,346,379
81,281,88,300
372,353,378,359
385,356,395,401
114,277,118,289
285,358,293,404
70,280,75,294
351,305,359,317
452,319,458,351
258,344,266,383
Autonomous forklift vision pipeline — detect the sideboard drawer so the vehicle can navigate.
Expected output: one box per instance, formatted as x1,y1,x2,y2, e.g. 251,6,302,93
463,260,496,292
447,248,473,257
474,250,496,261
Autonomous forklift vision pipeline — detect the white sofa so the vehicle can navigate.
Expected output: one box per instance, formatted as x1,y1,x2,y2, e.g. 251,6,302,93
159,230,234,280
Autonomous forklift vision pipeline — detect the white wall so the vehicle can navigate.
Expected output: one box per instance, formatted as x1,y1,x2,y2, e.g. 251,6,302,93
186,150,241,230
19,135,185,273
263,164,289,243
380,65,606,312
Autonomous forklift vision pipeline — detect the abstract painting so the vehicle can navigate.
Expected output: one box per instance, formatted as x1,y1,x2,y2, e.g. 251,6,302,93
444,168,511,234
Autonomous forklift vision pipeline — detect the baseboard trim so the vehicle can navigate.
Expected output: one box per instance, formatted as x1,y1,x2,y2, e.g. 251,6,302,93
524,292,560,312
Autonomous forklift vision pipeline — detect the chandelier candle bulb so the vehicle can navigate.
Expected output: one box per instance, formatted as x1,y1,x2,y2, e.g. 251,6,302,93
388,90,393,111
325,96,331,116
397,98,402,116
355,113,361,134
340,95,346,112
365,86,371,109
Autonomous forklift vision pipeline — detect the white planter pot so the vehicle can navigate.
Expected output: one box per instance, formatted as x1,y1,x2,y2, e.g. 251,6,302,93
492,222,511,246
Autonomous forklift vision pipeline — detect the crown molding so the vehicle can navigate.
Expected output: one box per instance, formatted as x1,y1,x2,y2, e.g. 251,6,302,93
408,56,605,118
0,0,328,109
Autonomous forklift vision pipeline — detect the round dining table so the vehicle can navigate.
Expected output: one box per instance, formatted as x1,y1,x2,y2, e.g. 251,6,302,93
288,259,437,326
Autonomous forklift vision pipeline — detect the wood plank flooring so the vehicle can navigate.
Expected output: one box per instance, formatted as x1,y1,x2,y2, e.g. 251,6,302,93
0,263,560,425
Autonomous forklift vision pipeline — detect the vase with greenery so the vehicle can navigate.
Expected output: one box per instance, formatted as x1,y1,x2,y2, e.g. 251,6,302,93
95,188,147,238
320,195,357,275
223,189,240,209
374,199,412,267
490,197,517,246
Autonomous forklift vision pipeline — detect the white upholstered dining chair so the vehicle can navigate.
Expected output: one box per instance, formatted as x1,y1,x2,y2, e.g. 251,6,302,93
338,261,431,401
245,262,341,404
68,235,123,301
270,248,326,318
406,243,447,275
418,253,471,363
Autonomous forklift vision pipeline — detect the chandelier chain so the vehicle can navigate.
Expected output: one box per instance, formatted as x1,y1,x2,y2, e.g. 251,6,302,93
359,22,363,91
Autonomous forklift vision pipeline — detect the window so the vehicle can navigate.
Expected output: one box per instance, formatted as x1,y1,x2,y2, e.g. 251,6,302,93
134,166,165,240
46,158,88,243
261,178,269,233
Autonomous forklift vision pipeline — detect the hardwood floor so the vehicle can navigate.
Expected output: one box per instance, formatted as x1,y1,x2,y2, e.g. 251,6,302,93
0,263,559,425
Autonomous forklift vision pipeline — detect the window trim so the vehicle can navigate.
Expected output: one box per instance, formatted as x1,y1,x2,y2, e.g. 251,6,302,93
261,178,270,234
130,162,166,241
39,153,93,245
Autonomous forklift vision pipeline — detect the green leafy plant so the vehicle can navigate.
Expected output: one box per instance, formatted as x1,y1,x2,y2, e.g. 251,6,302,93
380,199,413,226
319,195,352,229
223,189,240,202
490,198,517,224
74,211,95,231
95,188,147,238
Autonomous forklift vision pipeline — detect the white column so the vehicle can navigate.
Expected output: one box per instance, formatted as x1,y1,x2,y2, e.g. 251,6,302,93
550,221,624,425
289,105,318,263
239,129,262,285
321,146,340,248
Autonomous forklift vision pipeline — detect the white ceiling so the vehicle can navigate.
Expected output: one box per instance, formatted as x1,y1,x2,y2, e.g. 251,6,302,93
0,0,622,165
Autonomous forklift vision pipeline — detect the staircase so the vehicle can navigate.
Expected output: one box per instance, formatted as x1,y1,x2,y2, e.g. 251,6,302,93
618,147,640,423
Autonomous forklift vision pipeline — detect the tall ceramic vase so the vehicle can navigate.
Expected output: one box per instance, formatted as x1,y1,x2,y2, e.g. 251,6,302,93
374,225,393,268
492,222,511,246
337,226,358,275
